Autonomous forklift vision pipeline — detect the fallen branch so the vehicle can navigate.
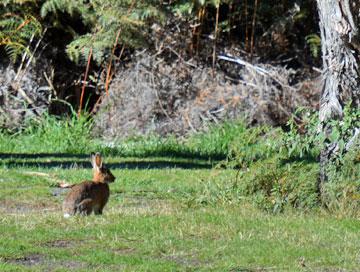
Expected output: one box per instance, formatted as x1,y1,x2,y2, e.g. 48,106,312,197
218,54,269,76
218,54,297,91
10,83,34,105
22,171,73,188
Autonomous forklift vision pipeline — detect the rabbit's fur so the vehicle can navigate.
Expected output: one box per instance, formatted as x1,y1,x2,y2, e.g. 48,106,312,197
63,153,115,217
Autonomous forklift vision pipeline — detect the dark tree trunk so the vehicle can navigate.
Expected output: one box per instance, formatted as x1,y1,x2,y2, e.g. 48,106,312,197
316,0,360,191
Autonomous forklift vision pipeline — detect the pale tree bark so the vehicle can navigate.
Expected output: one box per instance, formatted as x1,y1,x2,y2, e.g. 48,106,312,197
316,0,360,191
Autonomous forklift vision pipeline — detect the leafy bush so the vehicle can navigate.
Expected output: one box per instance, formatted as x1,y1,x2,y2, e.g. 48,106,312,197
189,111,359,214
240,158,319,212
283,106,360,175
321,147,360,217
282,108,323,159
226,125,280,168
191,154,319,213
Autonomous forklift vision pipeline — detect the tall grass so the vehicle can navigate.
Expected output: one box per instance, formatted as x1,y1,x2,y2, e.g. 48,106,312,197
0,116,253,159
0,113,358,215
0,113,95,154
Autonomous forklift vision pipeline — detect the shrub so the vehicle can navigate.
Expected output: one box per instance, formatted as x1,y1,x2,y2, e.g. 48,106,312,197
189,113,359,214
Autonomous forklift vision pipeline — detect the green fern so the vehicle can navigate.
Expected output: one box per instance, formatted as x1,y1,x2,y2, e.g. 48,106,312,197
2,0,37,5
306,34,321,58
0,1,42,62
40,0,94,23
41,0,163,64
1,0,163,64
4,42,30,62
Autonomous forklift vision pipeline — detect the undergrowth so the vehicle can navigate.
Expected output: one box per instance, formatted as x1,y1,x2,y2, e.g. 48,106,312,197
188,109,359,215
0,112,358,216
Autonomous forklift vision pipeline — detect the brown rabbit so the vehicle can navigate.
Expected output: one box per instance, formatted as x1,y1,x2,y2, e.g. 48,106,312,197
63,153,115,217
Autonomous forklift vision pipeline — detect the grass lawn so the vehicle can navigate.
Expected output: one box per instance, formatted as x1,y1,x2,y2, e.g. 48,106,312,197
0,153,359,271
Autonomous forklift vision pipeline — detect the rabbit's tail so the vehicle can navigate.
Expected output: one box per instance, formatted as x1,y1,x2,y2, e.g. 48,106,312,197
63,201,76,218
63,213,71,218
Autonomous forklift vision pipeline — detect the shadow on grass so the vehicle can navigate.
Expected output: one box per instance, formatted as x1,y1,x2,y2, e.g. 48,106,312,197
0,153,216,169
280,154,318,165
0,153,88,159
117,149,227,161
4,160,214,169
0,150,226,161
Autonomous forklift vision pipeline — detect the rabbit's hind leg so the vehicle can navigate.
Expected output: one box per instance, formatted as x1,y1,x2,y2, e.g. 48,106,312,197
77,198,93,215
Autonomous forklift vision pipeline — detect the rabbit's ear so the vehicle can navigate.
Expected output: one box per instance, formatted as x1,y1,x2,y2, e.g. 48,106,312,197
90,153,96,168
94,153,103,168
91,153,102,169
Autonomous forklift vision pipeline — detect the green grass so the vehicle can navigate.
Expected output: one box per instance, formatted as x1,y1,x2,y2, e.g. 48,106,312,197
0,115,359,270
0,165,359,271
0,115,260,160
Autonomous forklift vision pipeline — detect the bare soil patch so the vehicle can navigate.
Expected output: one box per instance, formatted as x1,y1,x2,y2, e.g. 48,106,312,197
161,253,204,268
5,254,45,266
45,239,76,248
52,260,87,270
5,253,87,270
0,199,57,214
114,247,136,255
229,267,270,272
116,196,177,216
315,268,355,272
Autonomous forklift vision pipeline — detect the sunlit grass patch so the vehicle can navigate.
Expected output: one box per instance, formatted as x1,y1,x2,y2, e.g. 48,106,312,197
0,163,359,271
0,116,359,270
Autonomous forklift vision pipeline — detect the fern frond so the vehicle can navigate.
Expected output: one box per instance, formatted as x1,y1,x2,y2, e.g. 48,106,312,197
4,41,32,62
305,34,321,58
46,0,162,64
2,0,163,64
0,4,42,62
1,0,37,5
41,0,95,23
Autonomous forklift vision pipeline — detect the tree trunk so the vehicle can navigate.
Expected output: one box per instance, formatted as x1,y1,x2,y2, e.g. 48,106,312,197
316,0,360,191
